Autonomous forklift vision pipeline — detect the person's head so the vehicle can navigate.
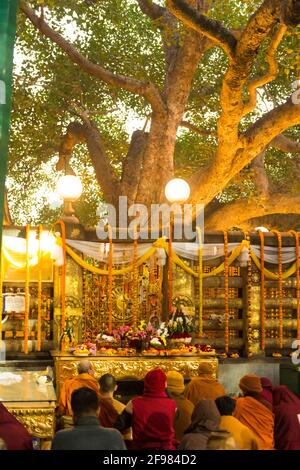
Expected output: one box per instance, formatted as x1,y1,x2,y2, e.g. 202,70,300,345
99,373,118,396
144,368,167,396
215,396,236,416
260,377,274,405
197,362,214,376
261,377,273,390
166,370,185,396
207,431,237,450
0,438,7,450
239,374,262,396
186,399,220,433
77,360,94,376
71,387,100,422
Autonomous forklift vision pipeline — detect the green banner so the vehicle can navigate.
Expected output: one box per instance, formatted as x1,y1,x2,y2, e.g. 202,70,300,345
0,0,18,240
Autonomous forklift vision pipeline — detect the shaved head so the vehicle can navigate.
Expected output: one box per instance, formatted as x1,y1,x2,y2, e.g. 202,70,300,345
77,360,93,375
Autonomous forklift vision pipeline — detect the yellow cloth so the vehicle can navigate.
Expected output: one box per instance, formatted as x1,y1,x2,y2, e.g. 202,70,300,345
58,373,100,416
219,415,259,450
172,394,194,440
234,396,274,450
167,371,185,395
111,397,125,415
97,392,132,441
112,398,132,441
184,376,225,406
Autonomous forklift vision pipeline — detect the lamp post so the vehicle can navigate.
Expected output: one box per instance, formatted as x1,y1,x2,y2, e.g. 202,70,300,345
164,178,190,314
56,174,83,224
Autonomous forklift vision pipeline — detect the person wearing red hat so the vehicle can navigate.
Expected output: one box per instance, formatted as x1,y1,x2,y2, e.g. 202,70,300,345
260,377,274,406
234,374,274,450
0,402,33,450
273,385,300,450
115,368,177,450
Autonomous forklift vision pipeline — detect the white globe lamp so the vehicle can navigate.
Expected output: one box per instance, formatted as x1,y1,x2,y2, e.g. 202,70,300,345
165,178,190,203
56,174,83,224
56,175,83,201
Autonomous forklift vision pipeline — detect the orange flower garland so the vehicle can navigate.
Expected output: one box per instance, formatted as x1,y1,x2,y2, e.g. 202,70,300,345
24,224,30,354
223,230,229,353
37,225,43,352
108,225,113,334
132,226,139,326
168,222,173,313
259,230,265,350
273,230,283,349
55,220,66,352
245,232,253,355
196,227,203,336
289,231,300,340
0,251,3,342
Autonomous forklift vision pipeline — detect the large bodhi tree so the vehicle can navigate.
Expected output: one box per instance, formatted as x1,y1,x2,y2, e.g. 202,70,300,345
15,0,300,229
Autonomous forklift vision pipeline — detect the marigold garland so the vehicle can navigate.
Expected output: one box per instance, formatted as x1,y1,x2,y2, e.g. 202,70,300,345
0,251,3,342
168,224,173,313
55,220,67,352
259,230,266,351
108,225,113,334
289,230,300,340
37,225,43,352
131,226,139,326
197,227,203,336
24,224,30,354
245,232,253,355
273,230,283,349
223,230,229,353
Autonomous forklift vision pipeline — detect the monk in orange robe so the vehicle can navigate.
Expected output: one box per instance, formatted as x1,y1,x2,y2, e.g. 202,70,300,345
234,374,274,450
58,360,100,417
184,362,225,406
98,373,132,441
215,395,259,450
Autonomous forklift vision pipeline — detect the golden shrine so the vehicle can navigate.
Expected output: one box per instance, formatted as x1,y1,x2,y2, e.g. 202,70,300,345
1,222,300,445
2,224,299,356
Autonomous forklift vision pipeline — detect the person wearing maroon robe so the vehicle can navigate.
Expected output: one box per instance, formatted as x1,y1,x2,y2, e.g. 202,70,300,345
0,402,33,450
115,368,177,450
260,377,274,406
273,385,300,450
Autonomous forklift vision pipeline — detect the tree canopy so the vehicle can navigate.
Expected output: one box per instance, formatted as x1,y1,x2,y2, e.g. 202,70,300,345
7,0,300,230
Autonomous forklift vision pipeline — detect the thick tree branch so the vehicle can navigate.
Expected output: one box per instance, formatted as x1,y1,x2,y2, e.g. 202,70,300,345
270,133,300,152
57,121,121,205
241,99,300,164
138,0,181,72
242,24,287,116
136,0,165,19
121,130,148,205
56,122,87,175
280,0,300,26
180,120,217,136
251,151,269,196
20,1,166,115
83,121,122,205
167,0,237,56
205,193,300,230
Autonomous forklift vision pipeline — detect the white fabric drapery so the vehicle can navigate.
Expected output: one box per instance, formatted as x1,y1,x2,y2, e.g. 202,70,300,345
66,239,299,266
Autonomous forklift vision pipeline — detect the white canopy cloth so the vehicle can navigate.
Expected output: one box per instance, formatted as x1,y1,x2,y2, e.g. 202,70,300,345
66,239,299,265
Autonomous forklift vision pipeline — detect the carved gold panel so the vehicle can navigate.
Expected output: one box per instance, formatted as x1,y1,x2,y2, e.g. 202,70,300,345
7,405,56,439
52,352,218,394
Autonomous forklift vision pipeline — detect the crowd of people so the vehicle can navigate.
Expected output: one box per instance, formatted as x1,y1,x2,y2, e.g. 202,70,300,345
1,359,300,450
